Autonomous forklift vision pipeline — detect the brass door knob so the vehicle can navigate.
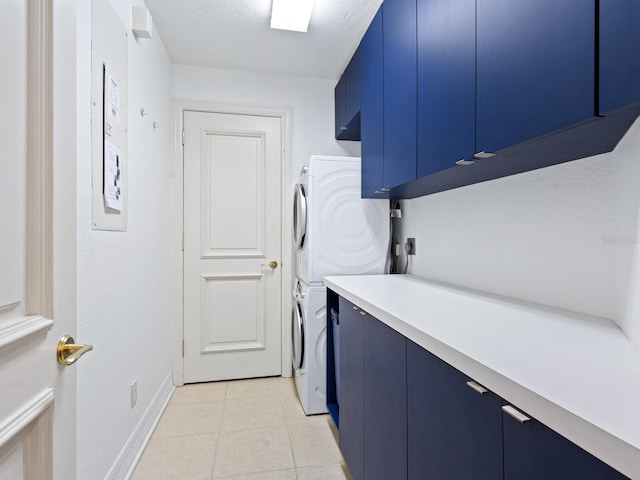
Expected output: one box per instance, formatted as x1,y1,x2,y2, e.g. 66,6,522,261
57,335,93,366
260,260,278,269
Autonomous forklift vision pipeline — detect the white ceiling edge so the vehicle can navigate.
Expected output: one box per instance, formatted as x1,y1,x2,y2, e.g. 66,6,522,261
144,0,383,80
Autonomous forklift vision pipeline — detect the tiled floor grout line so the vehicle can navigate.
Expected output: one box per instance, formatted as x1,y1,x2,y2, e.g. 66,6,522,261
132,377,349,479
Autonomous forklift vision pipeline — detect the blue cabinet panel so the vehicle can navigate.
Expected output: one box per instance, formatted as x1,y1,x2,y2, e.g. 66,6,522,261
337,297,365,480
383,0,417,187
503,410,628,480
417,0,476,177
600,0,640,113
364,316,407,480
407,341,503,480
476,0,595,154
361,7,385,198
334,74,347,139
346,46,363,124
335,54,362,141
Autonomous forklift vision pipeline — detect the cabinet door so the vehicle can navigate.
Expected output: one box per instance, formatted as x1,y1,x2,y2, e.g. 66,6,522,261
335,74,347,139
417,0,476,177
383,0,417,187
599,0,640,113
407,341,503,480
364,315,407,480
338,297,365,480
476,0,595,154
346,46,363,126
361,7,385,198
503,409,629,480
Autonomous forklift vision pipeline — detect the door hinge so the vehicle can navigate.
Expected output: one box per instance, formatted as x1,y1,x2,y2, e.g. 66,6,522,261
181,339,184,357
182,129,185,145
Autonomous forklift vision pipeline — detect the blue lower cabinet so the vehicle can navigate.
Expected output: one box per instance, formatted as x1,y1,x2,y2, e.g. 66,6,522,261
503,408,628,480
364,316,407,480
407,341,502,480
334,294,627,479
337,297,365,480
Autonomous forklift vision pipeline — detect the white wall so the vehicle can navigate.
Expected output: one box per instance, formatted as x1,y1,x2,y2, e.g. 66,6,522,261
172,64,361,179
612,118,640,351
397,119,640,351
76,1,173,478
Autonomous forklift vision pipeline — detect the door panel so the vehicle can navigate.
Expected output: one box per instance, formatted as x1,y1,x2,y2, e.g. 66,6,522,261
383,0,418,188
476,0,594,153
599,0,640,113
183,111,282,382
201,133,264,257
364,316,407,480
417,0,476,176
338,297,365,480
360,6,384,197
0,0,27,322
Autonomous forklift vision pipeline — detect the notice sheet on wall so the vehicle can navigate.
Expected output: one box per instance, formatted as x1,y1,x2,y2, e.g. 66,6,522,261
104,139,123,211
107,75,121,124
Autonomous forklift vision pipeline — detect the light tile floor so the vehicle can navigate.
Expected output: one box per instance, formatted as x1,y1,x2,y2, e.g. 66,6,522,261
131,377,351,480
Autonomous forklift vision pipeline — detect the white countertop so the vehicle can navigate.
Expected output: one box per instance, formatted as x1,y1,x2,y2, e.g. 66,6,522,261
324,274,640,479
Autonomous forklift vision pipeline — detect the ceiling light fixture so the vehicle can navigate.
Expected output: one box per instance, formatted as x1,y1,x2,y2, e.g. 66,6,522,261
270,0,316,33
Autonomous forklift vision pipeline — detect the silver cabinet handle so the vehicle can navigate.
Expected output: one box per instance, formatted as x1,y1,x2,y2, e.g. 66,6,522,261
502,405,531,423
466,381,488,395
455,159,475,166
351,305,367,315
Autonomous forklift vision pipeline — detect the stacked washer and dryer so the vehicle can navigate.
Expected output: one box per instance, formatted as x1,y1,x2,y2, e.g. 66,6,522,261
291,155,389,414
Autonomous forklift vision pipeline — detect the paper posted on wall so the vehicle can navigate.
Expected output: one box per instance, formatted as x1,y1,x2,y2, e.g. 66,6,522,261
104,139,123,211
107,75,121,124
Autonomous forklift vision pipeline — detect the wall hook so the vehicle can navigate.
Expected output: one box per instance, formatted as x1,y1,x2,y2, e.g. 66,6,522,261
153,121,159,130
140,107,148,117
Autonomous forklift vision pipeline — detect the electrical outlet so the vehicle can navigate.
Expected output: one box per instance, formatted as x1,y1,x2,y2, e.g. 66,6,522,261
130,380,138,408
407,238,416,255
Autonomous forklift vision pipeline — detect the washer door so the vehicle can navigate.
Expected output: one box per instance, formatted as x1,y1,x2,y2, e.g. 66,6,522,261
291,300,305,370
293,183,307,250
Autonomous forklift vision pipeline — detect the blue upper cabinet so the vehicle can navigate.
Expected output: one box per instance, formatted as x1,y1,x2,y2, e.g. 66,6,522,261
476,0,595,154
383,0,417,188
334,74,347,139
361,7,385,198
417,0,476,177
599,0,640,114
346,46,363,126
335,46,362,141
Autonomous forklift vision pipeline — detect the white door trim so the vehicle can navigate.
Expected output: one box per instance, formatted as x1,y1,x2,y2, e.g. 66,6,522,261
171,100,293,385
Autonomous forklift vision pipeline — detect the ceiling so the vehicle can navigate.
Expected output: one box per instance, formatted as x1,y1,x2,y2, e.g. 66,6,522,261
144,0,383,80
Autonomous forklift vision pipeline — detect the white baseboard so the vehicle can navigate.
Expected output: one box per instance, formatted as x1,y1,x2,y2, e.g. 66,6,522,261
104,372,175,480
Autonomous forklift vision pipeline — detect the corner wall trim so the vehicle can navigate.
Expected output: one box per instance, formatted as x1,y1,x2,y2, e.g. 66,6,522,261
104,372,174,480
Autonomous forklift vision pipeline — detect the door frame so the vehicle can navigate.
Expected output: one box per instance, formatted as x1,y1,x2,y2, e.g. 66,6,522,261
171,100,293,385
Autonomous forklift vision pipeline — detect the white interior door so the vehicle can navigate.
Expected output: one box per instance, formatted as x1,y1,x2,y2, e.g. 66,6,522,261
183,111,283,382
0,1,78,479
